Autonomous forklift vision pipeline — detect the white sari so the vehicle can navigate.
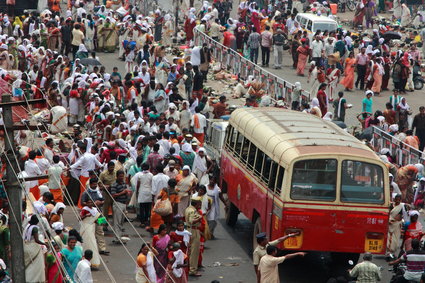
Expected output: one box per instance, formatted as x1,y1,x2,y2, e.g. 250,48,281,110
24,224,45,283
387,203,404,255
80,207,100,267
136,251,157,283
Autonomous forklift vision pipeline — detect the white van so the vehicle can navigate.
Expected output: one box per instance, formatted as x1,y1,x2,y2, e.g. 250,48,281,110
295,13,338,37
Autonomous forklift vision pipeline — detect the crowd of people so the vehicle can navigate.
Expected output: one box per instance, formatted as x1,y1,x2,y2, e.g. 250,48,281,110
0,0,424,281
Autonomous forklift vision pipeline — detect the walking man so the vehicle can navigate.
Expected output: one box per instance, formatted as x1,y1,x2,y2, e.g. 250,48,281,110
247,27,261,64
412,106,425,151
110,170,130,244
272,29,285,69
185,197,203,277
355,47,368,90
260,26,272,67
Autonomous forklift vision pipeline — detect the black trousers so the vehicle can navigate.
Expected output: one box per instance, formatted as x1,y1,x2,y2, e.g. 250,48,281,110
139,202,152,224
61,41,71,57
261,46,270,65
417,129,425,151
355,65,367,90
71,44,79,60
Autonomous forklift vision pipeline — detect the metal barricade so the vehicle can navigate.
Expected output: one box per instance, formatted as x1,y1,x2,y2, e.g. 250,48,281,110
193,29,311,102
371,126,425,167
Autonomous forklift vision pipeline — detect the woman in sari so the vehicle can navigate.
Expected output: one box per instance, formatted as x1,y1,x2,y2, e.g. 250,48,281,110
176,165,198,217
166,243,188,283
96,18,105,52
387,194,405,256
24,215,48,283
290,34,301,69
340,51,356,91
296,39,309,76
103,18,117,53
153,224,171,283
75,44,89,60
400,3,411,27
154,10,164,43
47,23,60,51
80,199,100,269
136,243,158,283
371,57,384,95
404,210,423,251
84,16,95,51
353,0,365,27
154,83,168,114
192,147,212,182
49,202,65,225
365,0,377,29
46,242,63,283
61,236,83,280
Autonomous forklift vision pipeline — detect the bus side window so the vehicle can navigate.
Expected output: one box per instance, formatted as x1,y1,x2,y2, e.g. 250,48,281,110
262,156,272,184
254,149,265,176
234,131,243,154
240,137,250,162
227,126,235,150
247,143,257,169
268,162,278,191
275,166,285,195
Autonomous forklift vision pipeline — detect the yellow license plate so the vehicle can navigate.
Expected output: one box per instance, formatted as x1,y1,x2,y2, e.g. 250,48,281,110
283,234,303,249
365,239,383,253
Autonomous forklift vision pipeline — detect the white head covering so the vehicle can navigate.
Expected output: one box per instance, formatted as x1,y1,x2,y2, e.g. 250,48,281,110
380,148,390,155
33,201,48,215
182,143,193,153
295,82,301,91
51,202,66,215
51,222,64,231
389,124,399,132
409,210,420,217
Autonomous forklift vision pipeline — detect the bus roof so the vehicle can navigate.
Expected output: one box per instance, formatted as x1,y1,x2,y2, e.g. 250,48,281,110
230,108,379,167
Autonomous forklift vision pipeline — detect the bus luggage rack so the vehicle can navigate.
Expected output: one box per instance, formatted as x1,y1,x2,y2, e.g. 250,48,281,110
371,126,423,167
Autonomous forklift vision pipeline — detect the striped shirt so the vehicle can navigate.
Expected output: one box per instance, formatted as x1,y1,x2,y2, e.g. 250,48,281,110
349,261,381,283
402,250,425,281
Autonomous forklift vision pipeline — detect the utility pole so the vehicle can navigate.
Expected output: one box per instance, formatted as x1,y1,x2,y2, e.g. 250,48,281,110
2,93,25,283
1,94,45,283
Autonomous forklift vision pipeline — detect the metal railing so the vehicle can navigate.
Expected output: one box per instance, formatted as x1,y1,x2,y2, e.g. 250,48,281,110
371,126,424,167
193,29,311,102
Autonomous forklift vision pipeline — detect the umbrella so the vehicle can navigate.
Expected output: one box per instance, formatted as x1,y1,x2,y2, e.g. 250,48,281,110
358,126,374,141
80,58,102,66
383,31,402,40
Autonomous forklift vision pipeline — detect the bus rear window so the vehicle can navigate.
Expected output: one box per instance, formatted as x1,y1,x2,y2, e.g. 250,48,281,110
291,159,337,201
341,161,384,204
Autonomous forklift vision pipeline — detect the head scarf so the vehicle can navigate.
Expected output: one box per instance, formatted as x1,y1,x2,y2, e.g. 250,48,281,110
33,201,48,216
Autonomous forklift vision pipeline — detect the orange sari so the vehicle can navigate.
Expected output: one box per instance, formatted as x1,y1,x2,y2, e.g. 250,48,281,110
340,58,356,90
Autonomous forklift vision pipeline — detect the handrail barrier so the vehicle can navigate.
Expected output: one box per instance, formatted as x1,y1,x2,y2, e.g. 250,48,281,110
371,126,423,167
193,28,311,102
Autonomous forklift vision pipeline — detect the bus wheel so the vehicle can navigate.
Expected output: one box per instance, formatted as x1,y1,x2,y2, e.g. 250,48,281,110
252,217,262,250
225,201,239,227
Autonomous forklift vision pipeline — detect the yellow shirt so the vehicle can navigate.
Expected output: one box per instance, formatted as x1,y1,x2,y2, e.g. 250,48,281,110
71,29,85,46
252,239,280,265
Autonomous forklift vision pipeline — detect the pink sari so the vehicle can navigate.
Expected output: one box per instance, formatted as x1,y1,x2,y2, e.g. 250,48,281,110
296,46,309,75
47,252,63,283
153,234,171,283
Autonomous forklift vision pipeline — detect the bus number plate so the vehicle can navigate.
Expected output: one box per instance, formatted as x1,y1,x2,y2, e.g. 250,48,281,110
365,239,383,253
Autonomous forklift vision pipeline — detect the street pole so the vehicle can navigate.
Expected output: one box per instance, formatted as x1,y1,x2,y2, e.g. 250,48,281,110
2,93,25,283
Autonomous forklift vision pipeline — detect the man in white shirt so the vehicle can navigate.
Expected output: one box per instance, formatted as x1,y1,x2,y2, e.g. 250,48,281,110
74,250,94,283
48,156,64,203
43,138,55,164
190,106,207,144
151,164,170,201
310,35,324,67
134,163,153,227
25,150,42,200
286,14,296,32
70,144,102,207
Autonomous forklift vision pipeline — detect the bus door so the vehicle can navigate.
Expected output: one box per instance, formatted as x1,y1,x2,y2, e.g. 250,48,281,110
265,160,285,239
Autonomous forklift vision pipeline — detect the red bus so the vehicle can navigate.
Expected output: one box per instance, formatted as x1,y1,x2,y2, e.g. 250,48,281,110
221,108,390,262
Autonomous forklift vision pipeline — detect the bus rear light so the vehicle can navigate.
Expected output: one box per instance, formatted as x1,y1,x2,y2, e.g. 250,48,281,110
364,232,384,253
283,229,303,249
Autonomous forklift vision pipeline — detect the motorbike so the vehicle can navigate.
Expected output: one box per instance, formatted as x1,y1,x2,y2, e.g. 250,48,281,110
387,254,408,283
